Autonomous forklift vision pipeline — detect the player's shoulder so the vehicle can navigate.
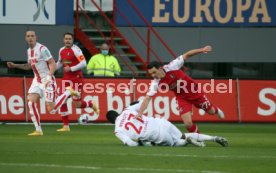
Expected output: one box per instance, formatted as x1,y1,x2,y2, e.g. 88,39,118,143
71,44,82,52
59,46,66,52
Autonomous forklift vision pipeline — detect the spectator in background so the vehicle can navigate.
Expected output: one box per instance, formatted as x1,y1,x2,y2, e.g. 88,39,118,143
87,43,121,77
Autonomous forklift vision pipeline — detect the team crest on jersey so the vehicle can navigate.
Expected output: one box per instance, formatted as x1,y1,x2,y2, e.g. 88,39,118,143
170,74,175,79
67,52,70,56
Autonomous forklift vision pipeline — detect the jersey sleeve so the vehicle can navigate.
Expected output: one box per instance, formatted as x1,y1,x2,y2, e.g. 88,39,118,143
163,55,184,71
56,48,63,70
115,132,139,146
40,46,53,61
72,45,85,62
146,79,159,97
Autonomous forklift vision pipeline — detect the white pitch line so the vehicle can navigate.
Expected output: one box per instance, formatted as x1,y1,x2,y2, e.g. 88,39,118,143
0,162,230,173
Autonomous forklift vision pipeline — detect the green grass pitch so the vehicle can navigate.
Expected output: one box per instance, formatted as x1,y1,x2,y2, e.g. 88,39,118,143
0,123,276,173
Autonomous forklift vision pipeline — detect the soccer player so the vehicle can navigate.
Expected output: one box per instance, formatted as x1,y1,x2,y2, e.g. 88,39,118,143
56,32,99,132
136,45,224,133
7,30,79,136
106,101,228,147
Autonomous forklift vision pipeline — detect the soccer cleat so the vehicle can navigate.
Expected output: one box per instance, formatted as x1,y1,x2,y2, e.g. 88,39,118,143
215,137,228,147
91,101,100,115
66,86,80,97
217,108,225,119
56,126,70,132
186,137,206,147
28,131,43,136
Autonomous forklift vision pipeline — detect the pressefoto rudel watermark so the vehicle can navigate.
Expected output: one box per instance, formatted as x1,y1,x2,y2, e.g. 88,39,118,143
61,79,233,94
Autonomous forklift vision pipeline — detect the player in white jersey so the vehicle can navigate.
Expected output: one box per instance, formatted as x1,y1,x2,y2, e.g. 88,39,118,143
106,101,228,147
7,30,79,136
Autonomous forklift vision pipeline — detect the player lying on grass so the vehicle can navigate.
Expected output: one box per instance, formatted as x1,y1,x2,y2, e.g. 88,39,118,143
106,101,228,147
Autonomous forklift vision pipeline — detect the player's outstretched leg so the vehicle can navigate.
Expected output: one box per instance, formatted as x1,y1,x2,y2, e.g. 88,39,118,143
207,105,225,119
50,86,80,114
186,137,206,147
78,100,100,115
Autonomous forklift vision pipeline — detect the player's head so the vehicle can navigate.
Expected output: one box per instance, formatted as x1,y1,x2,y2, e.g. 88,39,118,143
147,61,165,79
63,32,74,48
25,30,37,48
106,110,119,124
100,43,110,56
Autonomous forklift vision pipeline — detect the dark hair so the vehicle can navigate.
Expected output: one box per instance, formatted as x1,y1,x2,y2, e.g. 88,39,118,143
106,110,119,124
147,61,163,69
63,32,74,38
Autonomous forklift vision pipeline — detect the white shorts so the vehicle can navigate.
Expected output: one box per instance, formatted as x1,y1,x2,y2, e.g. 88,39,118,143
28,79,57,102
155,119,183,146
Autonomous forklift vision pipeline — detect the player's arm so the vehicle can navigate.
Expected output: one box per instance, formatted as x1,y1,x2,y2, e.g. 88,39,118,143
70,57,87,72
183,45,212,60
56,50,63,70
70,46,87,72
7,62,32,70
135,80,158,118
136,95,151,118
47,58,56,76
115,132,139,147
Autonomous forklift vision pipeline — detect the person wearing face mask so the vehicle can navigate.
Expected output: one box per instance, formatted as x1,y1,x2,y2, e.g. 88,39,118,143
87,43,121,77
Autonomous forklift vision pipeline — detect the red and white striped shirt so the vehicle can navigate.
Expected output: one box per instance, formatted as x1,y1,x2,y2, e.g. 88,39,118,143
27,42,53,83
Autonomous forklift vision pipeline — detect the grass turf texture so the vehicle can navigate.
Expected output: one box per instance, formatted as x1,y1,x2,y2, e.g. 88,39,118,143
0,123,275,173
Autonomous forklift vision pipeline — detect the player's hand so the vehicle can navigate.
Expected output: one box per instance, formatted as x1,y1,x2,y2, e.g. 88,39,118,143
135,113,142,119
44,75,52,88
202,45,212,53
7,62,16,68
63,66,71,73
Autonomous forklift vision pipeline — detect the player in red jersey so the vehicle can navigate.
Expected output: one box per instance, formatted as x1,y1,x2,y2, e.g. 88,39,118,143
136,45,224,133
56,32,99,132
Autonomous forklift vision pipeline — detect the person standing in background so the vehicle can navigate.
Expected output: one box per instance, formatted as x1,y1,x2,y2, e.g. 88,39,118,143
87,43,121,77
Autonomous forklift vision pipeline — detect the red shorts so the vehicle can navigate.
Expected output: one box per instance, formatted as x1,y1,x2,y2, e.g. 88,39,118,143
176,93,212,115
61,79,83,101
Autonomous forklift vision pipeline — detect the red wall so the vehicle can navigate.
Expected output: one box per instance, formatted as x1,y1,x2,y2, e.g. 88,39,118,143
0,78,275,122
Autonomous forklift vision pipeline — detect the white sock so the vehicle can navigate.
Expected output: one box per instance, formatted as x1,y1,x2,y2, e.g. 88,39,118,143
28,101,42,132
50,90,71,114
185,133,215,142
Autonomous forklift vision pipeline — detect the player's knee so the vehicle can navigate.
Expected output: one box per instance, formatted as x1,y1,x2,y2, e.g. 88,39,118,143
46,102,54,112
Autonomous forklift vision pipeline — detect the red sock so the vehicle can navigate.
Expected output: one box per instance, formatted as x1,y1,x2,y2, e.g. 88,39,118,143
61,116,69,126
80,101,93,108
186,124,200,133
